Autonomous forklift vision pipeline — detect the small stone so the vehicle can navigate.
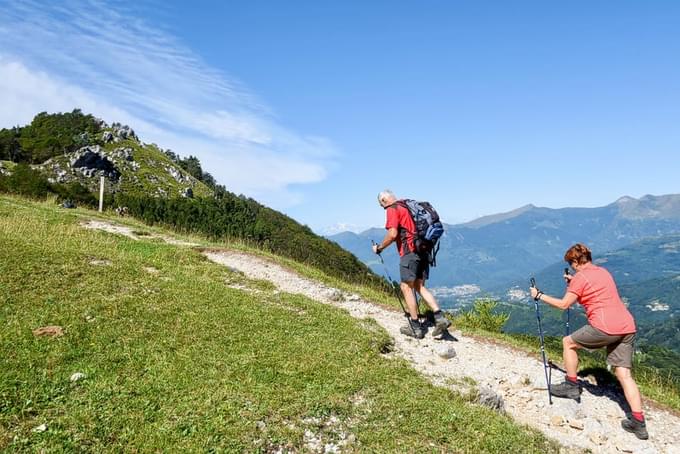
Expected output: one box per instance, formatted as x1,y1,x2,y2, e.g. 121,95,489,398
89,259,111,266
32,424,47,433
256,420,266,431
476,386,504,412
70,372,86,382
327,289,344,302
568,419,584,430
615,442,633,453
434,345,457,359
588,432,607,445
550,415,564,426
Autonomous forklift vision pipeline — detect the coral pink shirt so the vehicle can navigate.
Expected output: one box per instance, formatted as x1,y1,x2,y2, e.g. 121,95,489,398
567,263,636,335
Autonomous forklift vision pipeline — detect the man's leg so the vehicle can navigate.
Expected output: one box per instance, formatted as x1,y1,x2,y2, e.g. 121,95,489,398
414,278,450,336
400,281,419,319
413,279,440,312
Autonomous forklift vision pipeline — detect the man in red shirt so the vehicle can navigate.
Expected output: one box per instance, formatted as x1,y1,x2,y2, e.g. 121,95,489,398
530,243,648,440
372,190,451,339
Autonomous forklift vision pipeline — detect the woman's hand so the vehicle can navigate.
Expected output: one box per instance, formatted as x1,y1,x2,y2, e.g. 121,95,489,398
530,286,539,299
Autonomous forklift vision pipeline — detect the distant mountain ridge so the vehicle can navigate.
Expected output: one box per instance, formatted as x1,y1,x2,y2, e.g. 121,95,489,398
329,194,680,289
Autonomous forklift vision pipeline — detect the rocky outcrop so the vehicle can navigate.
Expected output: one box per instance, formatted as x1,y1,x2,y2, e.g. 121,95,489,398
69,146,120,181
165,165,189,184
101,123,138,144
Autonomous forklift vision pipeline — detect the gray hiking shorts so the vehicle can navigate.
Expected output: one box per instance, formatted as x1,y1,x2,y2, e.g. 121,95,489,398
400,252,429,283
571,324,635,368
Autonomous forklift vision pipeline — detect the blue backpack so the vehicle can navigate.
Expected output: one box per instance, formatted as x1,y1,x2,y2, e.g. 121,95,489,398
396,199,445,265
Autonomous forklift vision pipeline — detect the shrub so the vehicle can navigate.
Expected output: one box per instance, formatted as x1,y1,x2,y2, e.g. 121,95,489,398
0,163,51,198
455,298,509,333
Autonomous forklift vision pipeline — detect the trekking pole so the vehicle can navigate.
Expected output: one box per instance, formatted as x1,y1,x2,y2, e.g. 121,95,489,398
372,240,418,337
564,268,571,337
530,277,553,405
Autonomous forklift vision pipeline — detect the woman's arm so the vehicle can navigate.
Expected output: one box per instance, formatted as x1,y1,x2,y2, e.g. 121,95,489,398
530,287,578,310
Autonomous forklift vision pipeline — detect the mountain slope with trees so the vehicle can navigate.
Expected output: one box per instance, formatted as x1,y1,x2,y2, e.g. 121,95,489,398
0,110,382,287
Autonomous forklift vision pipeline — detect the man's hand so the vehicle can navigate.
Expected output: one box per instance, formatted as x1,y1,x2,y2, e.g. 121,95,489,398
372,244,381,255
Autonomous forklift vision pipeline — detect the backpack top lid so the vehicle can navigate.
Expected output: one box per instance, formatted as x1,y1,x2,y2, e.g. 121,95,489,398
395,199,444,243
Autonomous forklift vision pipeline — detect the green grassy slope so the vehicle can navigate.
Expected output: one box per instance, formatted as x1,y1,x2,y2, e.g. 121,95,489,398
0,195,557,452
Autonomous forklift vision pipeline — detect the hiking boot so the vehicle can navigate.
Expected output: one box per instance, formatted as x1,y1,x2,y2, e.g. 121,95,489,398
400,319,425,339
549,380,581,400
431,312,451,337
621,417,649,440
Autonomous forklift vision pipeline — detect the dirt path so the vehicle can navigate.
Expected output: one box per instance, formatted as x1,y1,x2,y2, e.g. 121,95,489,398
203,249,680,454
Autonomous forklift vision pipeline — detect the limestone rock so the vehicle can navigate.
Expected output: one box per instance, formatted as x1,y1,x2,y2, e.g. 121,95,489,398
102,131,113,143
70,372,86,382
568,419,584,430
476,386,504,412
70,146,120,181
551,415,564,426
434,345,457,360
32,423,47,433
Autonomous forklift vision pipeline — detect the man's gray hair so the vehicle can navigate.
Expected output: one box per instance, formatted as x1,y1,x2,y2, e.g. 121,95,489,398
378,189,396,205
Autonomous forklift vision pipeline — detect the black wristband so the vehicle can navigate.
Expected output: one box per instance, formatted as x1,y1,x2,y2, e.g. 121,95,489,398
535,291,544,301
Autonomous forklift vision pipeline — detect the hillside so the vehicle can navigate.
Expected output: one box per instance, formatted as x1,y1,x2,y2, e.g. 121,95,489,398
3,195,680,452
0,110,381,289
0,110,213,198
0,195,557,452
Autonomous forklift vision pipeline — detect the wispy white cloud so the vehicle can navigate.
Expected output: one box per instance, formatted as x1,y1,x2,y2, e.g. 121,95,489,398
0,0,334,206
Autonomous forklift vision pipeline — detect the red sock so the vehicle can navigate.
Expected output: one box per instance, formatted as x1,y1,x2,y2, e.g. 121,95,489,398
632,411,644,422
566,375,578,383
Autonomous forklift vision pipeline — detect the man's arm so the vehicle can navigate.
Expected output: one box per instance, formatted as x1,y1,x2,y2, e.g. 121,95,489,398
372,228,398,254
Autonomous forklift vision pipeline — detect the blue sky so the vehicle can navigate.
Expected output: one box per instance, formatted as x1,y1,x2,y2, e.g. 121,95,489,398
1,1,679,234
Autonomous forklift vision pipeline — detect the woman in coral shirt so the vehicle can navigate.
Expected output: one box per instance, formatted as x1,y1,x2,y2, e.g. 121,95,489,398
530,243,648,440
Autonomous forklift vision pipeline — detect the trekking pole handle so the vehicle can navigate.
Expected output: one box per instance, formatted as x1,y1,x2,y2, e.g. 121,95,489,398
371,240,384,260
530,277,536,288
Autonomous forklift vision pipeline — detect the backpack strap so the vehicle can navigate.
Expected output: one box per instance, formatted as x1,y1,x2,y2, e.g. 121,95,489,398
388,200,417,254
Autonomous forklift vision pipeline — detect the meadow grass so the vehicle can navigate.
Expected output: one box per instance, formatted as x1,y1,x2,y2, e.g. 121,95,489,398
0,195,557,452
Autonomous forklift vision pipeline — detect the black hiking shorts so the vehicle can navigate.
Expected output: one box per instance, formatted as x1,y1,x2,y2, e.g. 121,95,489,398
400,252,429,283
571,325,635,368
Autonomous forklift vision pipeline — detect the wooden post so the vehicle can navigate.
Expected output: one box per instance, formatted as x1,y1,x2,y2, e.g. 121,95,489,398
99,176,105,212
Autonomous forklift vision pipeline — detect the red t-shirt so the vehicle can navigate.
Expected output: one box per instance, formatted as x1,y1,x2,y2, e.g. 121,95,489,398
567,263,636,335
385,202,416,257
